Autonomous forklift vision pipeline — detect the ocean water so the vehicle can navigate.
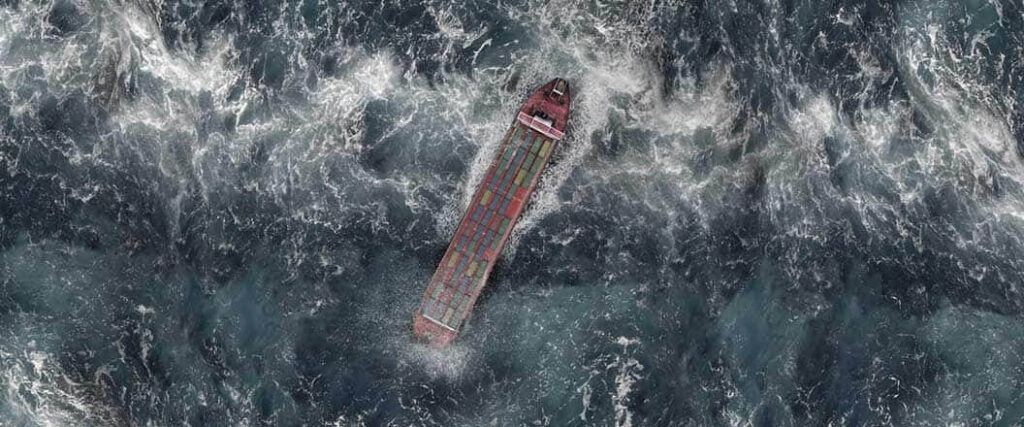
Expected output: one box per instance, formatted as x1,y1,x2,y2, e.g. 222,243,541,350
2,0,1024,425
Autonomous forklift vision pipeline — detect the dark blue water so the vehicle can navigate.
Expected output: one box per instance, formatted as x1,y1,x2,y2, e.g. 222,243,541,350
2,0,1024,425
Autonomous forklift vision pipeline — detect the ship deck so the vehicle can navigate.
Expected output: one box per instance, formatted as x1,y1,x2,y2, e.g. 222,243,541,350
414,121,558,342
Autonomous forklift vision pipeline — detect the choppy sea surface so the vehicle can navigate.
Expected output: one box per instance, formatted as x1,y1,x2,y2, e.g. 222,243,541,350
2,0,1024,425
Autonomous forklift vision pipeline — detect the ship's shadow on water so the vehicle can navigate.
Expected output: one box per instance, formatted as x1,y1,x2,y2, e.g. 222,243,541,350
3,0,1024,424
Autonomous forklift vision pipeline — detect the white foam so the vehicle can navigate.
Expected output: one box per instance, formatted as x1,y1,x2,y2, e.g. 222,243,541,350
495,4,731,250
0,343,109,426
135,304,155,316
891,5,1024,224
396,340,471,381
609,337,644,427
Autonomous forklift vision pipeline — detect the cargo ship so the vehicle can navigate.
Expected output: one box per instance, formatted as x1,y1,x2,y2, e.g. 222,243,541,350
412,78,571,347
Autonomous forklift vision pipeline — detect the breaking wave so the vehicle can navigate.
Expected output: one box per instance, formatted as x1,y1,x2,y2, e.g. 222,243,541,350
2,0,1024,424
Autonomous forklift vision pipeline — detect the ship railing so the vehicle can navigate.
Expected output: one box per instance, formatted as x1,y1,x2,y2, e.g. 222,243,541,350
421,313,457,331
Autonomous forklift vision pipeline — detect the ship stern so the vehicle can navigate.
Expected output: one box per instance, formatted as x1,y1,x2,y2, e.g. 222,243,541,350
412,312,458,348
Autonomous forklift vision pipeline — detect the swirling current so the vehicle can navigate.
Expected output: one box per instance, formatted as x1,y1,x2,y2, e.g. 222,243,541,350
2,0,1024,425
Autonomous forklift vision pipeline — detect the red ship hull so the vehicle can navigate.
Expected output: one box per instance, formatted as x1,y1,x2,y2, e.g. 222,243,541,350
412,79,572,347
